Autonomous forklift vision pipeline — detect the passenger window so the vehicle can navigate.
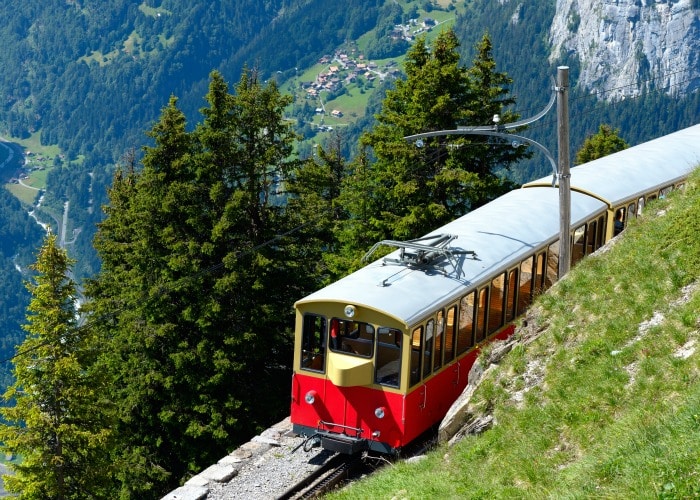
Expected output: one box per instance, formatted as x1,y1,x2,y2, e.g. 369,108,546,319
614,207,626,236
535,253,546,294
597,215,606,248
329,318,374,358
518,256,534,315
627,203,636,220
586,220,596,255
660,185,673,199
444,306,457,363
434,311,444,372
488,274,505,334
572,224,586,266
457,293,475,354
375,327,402,388
423,320,434,378
637,197,645,215
301,314,326,372
475,288,488,343
410,327,423,387
506,269,518,323
546,241,559,288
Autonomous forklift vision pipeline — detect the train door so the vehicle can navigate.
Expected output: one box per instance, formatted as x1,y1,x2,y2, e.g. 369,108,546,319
405,325,429,443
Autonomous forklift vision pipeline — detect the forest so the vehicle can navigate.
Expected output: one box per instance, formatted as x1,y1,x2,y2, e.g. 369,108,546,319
0,0,699,496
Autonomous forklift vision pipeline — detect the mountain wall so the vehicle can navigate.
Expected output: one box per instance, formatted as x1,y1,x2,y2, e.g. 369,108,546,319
549,0,700,100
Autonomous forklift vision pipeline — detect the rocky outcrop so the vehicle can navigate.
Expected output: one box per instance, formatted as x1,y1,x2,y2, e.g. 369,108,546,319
549,0,700,100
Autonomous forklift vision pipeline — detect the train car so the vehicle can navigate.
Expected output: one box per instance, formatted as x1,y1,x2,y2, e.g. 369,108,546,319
290,124,700,455
524,124,700,243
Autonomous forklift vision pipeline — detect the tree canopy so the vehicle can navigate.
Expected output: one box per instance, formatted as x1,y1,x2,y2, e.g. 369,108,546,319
575,124,630,164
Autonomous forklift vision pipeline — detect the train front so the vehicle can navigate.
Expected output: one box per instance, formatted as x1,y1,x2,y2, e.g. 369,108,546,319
290,300,407,455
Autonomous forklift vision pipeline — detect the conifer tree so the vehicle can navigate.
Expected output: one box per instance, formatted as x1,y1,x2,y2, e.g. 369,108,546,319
355,29,527,250
0,233,112,499
286,134,350,282
575,124,629,164
87,69,305,497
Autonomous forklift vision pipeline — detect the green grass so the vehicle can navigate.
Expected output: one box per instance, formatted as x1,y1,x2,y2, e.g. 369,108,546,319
2,131,77,206
328,168,700,499
4,184,39,206
138,1,171,18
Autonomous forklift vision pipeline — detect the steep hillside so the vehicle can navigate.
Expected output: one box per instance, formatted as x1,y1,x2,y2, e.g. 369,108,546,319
329,168,700,498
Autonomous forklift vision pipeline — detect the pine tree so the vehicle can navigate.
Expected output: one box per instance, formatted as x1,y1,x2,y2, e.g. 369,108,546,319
0,233,113,499
575,124,630,164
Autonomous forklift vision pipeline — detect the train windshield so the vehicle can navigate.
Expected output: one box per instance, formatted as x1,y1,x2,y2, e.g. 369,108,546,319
329,318,374,358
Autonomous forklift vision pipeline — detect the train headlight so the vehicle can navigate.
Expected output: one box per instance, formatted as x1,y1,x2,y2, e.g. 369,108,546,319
344,305,356,318
304,390,317,405
375,406,386,419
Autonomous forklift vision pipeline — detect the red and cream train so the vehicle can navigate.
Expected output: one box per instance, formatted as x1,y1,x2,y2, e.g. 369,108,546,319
290,124,700,454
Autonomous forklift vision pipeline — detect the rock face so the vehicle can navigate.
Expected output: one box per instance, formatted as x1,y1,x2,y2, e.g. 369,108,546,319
549,0,700,100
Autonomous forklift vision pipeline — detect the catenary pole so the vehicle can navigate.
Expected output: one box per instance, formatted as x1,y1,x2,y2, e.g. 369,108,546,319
557,66,571,277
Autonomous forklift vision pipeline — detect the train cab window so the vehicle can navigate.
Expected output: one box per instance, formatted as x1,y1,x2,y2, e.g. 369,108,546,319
423,320,434,379
488,274,505,334
475,288,488,343
329,318,374,358
518,256,534,315
444,306,457,363
506,269,518,323
586,220,597,255
301,314,326,372
375,327,402,388
546,241,559,288
410,327,423,387
572,224,586,266
457,293,475,355
433,311,445,372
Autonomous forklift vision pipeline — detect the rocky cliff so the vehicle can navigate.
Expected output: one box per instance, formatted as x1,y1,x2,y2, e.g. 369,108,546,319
549,0,700,100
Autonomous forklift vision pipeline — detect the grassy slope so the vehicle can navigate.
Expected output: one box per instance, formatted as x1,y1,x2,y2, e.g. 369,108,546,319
330,168,700,499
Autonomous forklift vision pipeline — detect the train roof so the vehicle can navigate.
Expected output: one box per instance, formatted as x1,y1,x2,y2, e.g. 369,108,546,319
524,124,700,205
296,187,606,326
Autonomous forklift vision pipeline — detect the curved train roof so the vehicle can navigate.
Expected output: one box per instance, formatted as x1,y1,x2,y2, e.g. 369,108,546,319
296,187,606,326
524,124,700,205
